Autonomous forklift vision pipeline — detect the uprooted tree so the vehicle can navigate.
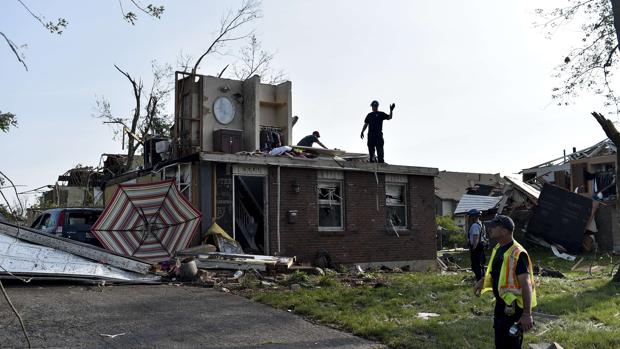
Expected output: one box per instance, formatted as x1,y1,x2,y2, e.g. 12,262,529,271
538,0,620,281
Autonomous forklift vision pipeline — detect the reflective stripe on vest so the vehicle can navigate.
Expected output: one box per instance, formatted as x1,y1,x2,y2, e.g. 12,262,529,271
481,241,537,309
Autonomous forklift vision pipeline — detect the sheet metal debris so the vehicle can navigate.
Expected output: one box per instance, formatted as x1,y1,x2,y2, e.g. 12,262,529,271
551,245,576,261
0,232,159,282
454,194,503,215
0,221,152,274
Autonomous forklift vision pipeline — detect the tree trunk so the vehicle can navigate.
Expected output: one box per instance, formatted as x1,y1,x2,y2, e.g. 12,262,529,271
591,112,620,281
611,0,620,56
615,149,620,282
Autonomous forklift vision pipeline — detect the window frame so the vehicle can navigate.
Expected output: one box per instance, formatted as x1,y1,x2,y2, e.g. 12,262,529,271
386,182,408,230
317,180,344,231
158,163,192,200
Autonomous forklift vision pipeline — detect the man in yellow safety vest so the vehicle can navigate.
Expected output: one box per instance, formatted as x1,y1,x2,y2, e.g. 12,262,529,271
473,215,536,349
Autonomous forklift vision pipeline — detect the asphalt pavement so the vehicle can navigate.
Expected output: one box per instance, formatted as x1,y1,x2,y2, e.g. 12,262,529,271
0,283,383,349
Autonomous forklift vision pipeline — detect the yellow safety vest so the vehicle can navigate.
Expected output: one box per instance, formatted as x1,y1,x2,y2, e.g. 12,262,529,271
481,241,537,309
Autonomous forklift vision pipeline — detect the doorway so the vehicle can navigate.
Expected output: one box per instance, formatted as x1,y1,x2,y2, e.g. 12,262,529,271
233,175,267,254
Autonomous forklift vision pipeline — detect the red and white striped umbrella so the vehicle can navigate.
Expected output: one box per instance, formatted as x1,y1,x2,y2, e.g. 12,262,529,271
91,180,201,263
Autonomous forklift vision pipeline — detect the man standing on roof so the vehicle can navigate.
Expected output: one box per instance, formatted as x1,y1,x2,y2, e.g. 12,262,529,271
360,100,395,163
297,131,328,149
466,209,486,281
474,215,536,349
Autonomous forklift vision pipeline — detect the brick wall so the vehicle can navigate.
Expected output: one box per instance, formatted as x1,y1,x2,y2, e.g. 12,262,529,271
267,167,437,265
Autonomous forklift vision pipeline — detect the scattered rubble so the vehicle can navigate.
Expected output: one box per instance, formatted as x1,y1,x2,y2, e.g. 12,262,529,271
416,312,440,320
528,343,564,349
533,265,565,278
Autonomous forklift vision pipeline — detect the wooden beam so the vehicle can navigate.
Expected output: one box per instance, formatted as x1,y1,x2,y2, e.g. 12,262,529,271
259,101,287,108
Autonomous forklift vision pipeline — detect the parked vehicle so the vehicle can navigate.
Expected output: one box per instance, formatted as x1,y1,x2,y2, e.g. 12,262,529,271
30,208,103,247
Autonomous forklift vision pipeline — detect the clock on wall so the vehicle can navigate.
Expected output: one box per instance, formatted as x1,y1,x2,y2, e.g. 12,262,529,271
213,96,235,125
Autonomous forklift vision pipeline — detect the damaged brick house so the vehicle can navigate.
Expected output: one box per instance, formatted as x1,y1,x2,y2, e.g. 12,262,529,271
103,73,439,269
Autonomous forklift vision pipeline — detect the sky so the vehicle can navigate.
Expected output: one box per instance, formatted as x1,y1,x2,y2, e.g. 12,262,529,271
0,0,614,206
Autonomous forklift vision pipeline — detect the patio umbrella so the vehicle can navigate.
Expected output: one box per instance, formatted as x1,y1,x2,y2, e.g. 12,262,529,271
91,180,201,263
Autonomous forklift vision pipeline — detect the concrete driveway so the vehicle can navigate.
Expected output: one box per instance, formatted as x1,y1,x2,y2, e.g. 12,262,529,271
0,283,383,349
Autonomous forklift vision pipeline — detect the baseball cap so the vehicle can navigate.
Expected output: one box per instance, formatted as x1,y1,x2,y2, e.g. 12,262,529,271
313,131,320,137
485,215,515,232
370,100,379,107
466,209,481,217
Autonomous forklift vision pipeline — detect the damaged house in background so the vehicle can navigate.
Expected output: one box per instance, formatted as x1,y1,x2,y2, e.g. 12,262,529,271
434,171,503,227
521,139,620,254
97,73,439,270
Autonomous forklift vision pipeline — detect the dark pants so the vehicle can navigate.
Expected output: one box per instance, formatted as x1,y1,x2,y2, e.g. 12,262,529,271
494,301,523,349
367,133,384,163
469,244,485,281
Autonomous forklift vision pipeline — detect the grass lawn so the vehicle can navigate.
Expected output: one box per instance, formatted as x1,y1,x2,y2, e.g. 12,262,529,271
236,247,620,349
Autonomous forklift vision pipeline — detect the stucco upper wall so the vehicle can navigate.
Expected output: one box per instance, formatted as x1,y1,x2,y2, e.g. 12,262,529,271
201,76,245,151
197,75,292,152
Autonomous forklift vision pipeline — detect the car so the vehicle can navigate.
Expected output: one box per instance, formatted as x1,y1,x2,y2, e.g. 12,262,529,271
30,208,103,247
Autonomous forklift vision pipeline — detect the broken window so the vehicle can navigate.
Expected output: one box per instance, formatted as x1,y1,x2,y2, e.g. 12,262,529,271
386,184,407,229
39,214,52,230
317,181,343,230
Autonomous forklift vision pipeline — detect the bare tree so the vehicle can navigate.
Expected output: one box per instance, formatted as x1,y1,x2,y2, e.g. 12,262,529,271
538,0,620,281
232,34,285,83
176,51,194,73
2,0,164,71
96,61,173,171
191,0,262,75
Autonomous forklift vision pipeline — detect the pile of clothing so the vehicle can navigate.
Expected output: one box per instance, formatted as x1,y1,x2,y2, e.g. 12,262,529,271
260,129,285,151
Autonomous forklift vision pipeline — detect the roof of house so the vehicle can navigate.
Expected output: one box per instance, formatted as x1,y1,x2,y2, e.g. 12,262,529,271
522,138,616,172
200,152,439,177
435,171,503,201
454,194,503,215
504,176,540,202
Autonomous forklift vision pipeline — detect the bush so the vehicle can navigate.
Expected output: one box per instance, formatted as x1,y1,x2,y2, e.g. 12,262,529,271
436,215,461,232
447,232,467,248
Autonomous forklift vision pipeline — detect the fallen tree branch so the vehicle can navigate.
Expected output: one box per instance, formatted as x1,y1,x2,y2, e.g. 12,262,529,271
0,32,27,71
0,280,31,348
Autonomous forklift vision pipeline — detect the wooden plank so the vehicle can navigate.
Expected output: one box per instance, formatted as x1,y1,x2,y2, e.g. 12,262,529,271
196,254,277,266
195,260,267,271
291,145,346,157
259,101,286,108
0,222,152,274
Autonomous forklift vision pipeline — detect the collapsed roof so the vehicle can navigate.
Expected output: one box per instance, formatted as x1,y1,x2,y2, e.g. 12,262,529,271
522,138,616,171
